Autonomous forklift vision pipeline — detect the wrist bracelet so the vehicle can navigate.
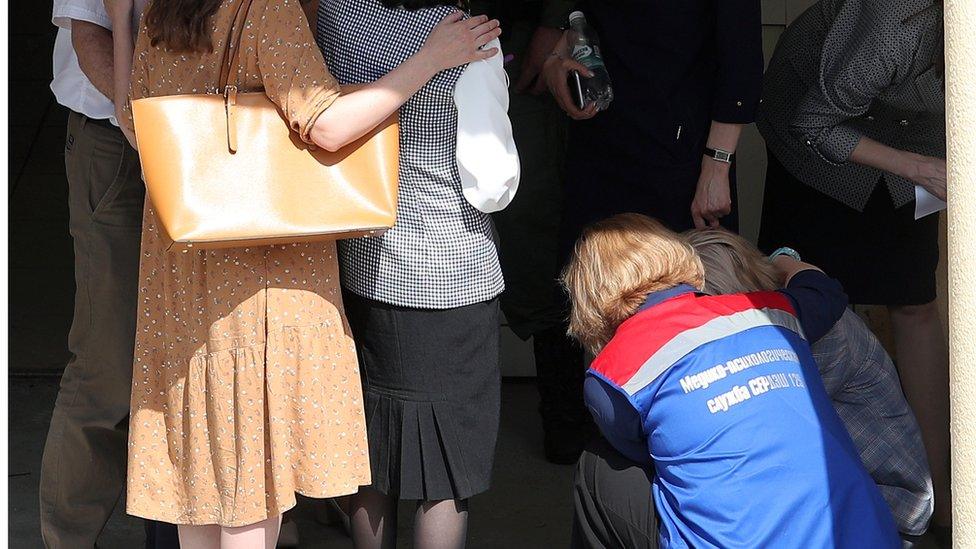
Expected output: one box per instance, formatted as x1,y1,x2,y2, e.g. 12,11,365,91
769,246,801,262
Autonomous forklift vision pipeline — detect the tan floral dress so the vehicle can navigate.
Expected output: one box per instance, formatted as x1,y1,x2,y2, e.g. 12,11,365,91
124,0,370,527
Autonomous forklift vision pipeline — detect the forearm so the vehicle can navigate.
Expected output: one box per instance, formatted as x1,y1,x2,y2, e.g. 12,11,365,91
704,121,744,176
773,256,823,285
706,121,743,153
310,54,437,151
71,20,115,100
109,7,134,114
849,135,915,179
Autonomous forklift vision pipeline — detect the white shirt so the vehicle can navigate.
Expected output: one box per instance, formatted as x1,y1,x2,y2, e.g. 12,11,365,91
454,39,520,213
51,0,146,124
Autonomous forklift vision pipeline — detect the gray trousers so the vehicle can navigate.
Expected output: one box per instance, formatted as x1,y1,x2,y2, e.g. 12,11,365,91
39,112,145,548
571,438,659,549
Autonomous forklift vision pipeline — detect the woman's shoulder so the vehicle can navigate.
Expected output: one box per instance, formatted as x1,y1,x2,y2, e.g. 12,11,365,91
325,0,458,23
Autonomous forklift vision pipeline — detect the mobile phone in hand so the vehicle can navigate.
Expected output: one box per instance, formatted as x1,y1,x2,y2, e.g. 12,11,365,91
567,70,586,111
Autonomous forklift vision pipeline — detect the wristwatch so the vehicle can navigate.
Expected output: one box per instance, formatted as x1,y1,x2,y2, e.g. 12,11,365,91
769,247,802,262
704,147,734,164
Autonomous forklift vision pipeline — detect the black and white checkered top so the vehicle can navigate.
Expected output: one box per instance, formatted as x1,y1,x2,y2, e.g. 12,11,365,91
317,0,505,309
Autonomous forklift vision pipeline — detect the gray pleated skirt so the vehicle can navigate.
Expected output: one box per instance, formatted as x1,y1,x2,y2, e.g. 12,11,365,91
342,290,501,501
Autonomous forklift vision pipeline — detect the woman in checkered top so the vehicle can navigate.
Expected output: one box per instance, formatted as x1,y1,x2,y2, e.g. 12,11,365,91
316,0,518,546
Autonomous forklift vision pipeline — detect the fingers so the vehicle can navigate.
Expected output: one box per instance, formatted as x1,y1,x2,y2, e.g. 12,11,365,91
548,60,598,119
565,58,593,78
692,199,730,229
473,25,502,49
554,88,596,119
707,207,730,226
469,17,498,37
541,55,601,118
465,14,489,29
550,73,581,116
698,211,719,227
574,102,599,120
438,10,465,26
474,47,499,61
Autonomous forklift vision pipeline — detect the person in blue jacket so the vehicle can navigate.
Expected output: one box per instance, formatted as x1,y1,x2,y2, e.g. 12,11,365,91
562,213,899,548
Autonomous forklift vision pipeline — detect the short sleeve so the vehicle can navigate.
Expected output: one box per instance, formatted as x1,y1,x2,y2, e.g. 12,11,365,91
52,0,112,30
256,0,341,144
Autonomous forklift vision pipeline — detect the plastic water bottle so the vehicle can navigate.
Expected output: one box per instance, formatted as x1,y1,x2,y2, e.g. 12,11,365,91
567,11,613,110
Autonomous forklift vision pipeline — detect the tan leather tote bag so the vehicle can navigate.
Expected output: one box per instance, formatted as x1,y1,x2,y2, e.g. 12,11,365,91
131,0,398,251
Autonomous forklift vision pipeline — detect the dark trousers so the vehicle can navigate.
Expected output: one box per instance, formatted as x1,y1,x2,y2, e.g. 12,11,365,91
571,438,659,549
37,113,178,548
490,34,587,428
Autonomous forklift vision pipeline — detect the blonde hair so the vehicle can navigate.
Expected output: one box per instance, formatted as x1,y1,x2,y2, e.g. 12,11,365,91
683,228,779,295
562,213,705,354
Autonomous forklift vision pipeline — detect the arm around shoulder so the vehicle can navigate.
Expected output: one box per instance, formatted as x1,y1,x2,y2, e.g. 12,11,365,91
304,11,501,151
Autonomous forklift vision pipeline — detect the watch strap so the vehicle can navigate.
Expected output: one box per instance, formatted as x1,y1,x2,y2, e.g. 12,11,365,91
704,147,734,163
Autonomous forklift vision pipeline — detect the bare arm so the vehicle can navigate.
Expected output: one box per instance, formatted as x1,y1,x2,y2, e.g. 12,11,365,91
772,255,824,285
850,136,946,201
310,12,501,151
104,0,137,146
71,20,115,100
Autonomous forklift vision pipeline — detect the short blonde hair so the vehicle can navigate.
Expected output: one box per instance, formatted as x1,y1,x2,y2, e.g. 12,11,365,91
683,228,779,295
563,213,704,354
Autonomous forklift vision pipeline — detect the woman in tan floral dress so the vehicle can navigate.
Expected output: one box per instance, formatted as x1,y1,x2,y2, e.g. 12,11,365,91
106,0,500,545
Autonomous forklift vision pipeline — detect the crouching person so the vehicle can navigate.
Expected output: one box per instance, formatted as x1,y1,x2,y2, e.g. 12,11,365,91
685,228,934,537
562,213,899,548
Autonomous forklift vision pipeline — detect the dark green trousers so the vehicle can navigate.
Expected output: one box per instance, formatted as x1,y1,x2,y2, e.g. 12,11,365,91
39,112,144,548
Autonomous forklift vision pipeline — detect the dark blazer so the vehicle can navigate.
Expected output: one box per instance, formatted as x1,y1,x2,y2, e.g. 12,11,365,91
758,0,945,211
572,0,762,160
561,0,764,242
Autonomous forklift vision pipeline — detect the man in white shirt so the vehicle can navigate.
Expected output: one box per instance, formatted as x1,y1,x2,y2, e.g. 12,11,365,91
40,1,149,546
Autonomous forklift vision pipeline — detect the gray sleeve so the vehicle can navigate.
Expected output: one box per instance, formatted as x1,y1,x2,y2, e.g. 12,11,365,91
790,0,916,164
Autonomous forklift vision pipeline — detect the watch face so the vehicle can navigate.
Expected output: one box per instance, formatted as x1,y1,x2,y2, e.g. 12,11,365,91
715,150,732,163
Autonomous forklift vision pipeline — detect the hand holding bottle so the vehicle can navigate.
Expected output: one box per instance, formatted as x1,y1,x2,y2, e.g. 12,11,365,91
542,11,612,120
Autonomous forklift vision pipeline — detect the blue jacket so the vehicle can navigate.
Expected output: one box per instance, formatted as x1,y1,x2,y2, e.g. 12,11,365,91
585,271,900,548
